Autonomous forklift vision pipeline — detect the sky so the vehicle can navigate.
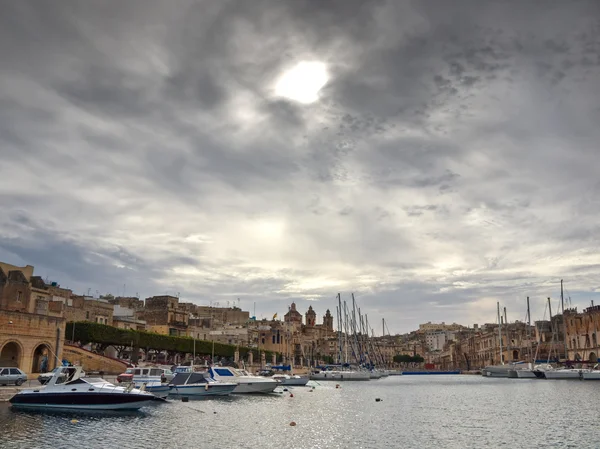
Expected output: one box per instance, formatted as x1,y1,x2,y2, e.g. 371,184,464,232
1,0,599,334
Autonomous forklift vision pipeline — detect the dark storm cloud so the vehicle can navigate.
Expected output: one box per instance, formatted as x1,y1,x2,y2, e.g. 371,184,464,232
1,0,599,332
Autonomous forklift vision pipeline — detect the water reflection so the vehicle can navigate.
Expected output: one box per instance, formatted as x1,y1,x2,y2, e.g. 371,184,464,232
2,377,600,449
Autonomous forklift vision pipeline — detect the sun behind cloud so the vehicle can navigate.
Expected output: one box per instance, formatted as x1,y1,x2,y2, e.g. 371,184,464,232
274,61,329,104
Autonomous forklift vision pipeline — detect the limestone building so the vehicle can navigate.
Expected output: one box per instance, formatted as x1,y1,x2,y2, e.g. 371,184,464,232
0,261,66,374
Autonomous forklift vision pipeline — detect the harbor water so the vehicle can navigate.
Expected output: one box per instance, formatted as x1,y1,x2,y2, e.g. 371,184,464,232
1,375,599,449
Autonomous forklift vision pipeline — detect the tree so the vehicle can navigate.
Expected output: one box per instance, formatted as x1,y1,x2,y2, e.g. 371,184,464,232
393,354,424,364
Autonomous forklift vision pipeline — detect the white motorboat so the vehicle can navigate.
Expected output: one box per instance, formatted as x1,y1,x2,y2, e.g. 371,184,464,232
581,369,600,380
208,366,278,394
9,366,155,411
543,368,584,379
310,366,370,381
125,367,174,399
168,372,237,397
369,370,383,379
272,374,309,386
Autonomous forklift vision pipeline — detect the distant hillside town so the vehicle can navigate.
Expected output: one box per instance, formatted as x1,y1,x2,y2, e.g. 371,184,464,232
1,260,598,374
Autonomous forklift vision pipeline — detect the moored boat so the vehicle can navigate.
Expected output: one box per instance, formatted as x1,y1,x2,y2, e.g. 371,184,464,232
168,372,237,397
9,366,155,411
310,366,370,381
272,374,309,386
208,366,278,394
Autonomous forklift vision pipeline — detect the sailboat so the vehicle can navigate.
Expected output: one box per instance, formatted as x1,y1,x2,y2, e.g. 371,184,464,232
510,297,539,379
310,294,370,381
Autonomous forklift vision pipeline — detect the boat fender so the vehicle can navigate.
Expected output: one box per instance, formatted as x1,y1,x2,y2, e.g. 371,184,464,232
289,422,296,426
290,393,294,397
182,397,189,402
70,419,79,424
375,398,382,402
205,384,209,391
283,388,288,392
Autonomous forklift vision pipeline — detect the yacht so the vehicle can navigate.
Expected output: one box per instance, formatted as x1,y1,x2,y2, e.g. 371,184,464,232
128,367,173,399
207,366,278,394
9,366,155,411
271,374,309,386
168,372,237,397
543,367,584,379
310,365,371,381
581,365,600,380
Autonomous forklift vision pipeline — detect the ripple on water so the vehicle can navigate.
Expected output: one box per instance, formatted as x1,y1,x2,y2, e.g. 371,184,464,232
1,376,600,449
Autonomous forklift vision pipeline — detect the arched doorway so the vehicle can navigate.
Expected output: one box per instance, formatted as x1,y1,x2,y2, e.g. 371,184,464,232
589,352,597,363
0,341,23,368
512,350,519,360
32,344,52,373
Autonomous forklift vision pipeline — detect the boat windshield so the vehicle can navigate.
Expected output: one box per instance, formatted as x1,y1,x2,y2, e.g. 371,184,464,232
170,372,208,385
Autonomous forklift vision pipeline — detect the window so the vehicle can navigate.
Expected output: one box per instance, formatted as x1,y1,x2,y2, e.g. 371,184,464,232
0,369,6,375
16,291,22,302
10,369,20,375
86,312,90,320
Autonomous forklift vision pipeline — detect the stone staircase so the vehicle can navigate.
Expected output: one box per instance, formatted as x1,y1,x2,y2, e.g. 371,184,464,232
63,344,128,374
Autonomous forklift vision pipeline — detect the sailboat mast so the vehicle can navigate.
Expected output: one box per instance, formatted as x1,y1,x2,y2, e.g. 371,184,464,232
526,296,532,362
547,297,554,363
592,301,598,363
497,302,503,365
337,293,342,364
561,279,568,361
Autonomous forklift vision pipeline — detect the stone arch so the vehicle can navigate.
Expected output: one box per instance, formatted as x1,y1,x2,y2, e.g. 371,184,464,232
589,352,597,363
31,342,54,373
0,340,24,368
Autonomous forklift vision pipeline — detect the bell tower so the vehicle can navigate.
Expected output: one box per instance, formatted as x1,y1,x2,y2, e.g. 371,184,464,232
305,306,316,327
323,309,333,331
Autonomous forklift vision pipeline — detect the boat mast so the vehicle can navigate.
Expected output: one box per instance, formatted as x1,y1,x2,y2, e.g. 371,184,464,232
561,279,568,362
526,296,532,362
592,300,598,365
547,297,554,363
504,306,509,358
497,302,503,365
351,294,362,365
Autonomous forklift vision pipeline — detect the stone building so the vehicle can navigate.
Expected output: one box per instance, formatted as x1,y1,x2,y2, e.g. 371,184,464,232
113,305,147,331
63,295,114,326
0,261,66,374
107,296,144,311
143,295,189,336
564,306,600,362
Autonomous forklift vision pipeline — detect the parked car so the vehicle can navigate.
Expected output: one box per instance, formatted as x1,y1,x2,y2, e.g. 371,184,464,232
38,367,86,385
0,367,27,386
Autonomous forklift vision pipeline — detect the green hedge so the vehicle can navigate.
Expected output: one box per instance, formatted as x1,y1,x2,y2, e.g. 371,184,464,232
66,322,277,360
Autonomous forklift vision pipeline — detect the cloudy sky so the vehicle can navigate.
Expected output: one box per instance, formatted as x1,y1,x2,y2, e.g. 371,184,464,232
1,0,599,333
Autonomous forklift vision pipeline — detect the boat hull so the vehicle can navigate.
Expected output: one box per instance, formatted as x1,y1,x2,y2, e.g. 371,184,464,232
169,384,237,397
515,369,538,378
582,371,600,380
9,392,155,411
279,377,309,386
543,370,582,379
310,371,371,381
232,382,278,394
